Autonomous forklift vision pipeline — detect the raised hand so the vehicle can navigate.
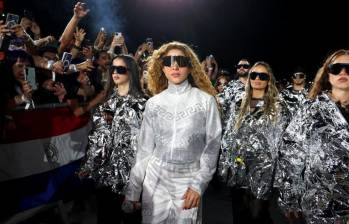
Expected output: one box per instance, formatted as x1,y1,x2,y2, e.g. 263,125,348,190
21,80,33,100
30,21,41,36
73,2,90,20
82,46,93,59
0,20,11,36
94,29,107,50
52,61,64,74
76,59,94,72
74,27,86,45
111,33,125,48
10,24,26,38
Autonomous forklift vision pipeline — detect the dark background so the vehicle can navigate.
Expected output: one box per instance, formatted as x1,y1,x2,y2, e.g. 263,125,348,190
3,0,349,80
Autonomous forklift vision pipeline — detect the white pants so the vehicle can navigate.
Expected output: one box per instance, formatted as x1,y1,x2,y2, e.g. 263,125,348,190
141,158,201,224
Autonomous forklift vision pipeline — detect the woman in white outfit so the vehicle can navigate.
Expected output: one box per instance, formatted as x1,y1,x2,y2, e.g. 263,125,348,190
125,41,222,223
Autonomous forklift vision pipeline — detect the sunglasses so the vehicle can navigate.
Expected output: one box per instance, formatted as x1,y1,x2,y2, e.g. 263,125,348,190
111,66,128,75
236,64,250,69
328,63,349,75
250,72,270,81
162,56,191,67
292,73,305,79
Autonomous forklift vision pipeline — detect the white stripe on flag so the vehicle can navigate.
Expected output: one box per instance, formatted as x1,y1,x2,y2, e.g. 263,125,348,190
0,123,91,182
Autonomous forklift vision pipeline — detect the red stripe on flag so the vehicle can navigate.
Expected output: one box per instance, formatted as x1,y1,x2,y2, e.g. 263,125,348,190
3,107,90,143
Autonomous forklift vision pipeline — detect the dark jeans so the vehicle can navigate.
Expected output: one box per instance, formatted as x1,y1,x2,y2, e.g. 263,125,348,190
96,187,141,224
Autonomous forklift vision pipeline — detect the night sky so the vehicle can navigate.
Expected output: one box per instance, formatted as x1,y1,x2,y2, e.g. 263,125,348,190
3,0,349,80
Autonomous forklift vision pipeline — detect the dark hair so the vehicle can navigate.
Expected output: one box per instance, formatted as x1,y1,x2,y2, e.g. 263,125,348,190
238,58,250,64
110,54,144,97
218,69,231,77
95,50,109,60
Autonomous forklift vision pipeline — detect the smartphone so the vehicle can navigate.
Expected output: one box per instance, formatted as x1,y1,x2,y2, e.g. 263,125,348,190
6,13,20,28
26,67,37,90
80,2,88,11
61,52,73,72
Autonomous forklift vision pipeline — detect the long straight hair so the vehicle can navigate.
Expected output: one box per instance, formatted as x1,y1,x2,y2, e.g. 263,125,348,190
108,54,145,98
308,49,349,100
235,61,279,130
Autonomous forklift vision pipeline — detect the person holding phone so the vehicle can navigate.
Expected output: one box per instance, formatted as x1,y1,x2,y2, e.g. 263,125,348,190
1,49,34,108
79,54,147,224
108,32,128,57
125,41,221,223
0,49,35,139
134,38,154,64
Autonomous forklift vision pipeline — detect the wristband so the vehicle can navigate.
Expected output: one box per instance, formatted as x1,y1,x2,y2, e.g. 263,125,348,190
47,60,54,70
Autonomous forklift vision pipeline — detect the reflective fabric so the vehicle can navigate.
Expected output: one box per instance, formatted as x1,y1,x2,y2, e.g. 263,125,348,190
80,90,147,194
219,97,290,200
216,79,245,131
126,80,221,223
278,93,349,224
279,85,308,116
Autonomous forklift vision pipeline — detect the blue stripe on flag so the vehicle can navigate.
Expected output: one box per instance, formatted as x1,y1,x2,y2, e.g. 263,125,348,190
0,159,90,218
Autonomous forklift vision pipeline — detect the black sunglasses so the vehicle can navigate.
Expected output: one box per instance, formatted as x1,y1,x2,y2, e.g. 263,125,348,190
162,56,191,67
111,66,128,75
328,63,349,75
250,72,270,81
236,64,250,69
292,73,305,79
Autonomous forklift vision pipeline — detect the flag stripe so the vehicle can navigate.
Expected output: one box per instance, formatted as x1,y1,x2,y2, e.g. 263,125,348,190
0,123,90,182
3,107,90,143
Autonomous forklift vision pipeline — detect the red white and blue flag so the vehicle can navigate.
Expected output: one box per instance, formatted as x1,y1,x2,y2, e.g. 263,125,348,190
0,107,90,217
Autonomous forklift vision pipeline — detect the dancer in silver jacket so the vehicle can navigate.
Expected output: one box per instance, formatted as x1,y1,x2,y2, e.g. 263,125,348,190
279,70,308,116
278,49,349,224
79,55,147,224
216,59,250,131
219,61,290,223
125,41,221,224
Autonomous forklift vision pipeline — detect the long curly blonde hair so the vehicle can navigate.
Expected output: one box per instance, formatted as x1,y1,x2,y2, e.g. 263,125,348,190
147,41,217,96
235,61,280,129
308,49,349,100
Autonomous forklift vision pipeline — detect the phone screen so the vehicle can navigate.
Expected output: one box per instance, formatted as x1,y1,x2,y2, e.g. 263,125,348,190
6,13,20,28
61,52,73,72
26,67,37,90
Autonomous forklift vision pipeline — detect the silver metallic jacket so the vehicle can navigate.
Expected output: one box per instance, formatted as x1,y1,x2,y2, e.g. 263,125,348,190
216,79,245,130
279,85,308,116
278,93,349,224
219,98,290,200
80,91,147,194
126,80,222,201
